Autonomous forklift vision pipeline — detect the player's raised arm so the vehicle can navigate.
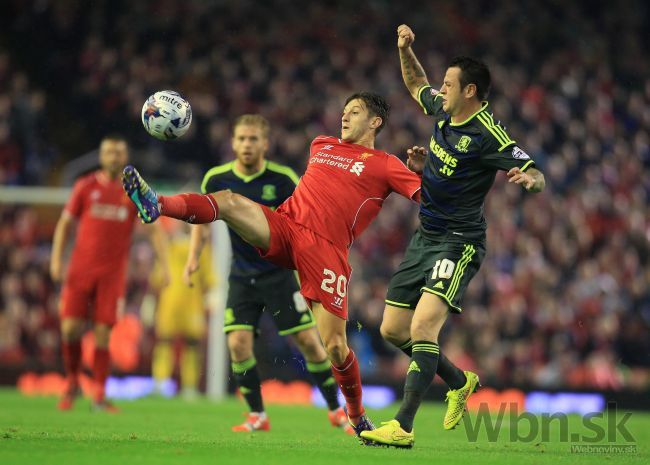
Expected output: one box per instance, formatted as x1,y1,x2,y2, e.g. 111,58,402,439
397,24,431,100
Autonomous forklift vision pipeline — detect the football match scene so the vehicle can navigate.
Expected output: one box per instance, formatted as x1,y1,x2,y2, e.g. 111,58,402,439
0,1,648,464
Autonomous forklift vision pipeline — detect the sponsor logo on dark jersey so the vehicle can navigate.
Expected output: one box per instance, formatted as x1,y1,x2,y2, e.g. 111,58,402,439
512,146,530,160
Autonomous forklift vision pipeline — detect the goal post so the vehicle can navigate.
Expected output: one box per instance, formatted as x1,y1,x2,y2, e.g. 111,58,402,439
206,219,231,400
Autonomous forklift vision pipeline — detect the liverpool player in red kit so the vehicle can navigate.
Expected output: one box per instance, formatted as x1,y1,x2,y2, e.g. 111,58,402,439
123,93,421,441
51,135,169,412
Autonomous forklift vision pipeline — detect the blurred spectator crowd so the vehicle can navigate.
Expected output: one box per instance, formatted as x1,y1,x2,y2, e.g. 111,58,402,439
0,0,648,390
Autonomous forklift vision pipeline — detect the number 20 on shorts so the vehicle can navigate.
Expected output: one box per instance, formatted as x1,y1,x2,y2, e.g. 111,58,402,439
321,268,347,297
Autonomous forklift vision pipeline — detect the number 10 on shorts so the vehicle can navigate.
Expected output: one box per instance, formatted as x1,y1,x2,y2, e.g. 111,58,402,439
431,259,456,280
321,268,347,298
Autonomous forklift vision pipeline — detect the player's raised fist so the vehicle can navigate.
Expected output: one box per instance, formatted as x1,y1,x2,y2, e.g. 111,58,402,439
397,24,415,49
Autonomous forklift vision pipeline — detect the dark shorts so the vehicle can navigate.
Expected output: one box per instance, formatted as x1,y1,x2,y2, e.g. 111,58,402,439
224,269,316,335
385,229,485,313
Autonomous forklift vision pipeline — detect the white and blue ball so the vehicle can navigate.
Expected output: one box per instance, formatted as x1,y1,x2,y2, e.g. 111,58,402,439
141,90,192,140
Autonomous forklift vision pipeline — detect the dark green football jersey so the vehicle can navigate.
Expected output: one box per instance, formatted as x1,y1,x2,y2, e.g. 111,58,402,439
416,85,536,242
201,160,299,279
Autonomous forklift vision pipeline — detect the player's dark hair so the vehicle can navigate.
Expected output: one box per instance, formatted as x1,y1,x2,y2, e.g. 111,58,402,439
449,56,491,101
345,92,390,134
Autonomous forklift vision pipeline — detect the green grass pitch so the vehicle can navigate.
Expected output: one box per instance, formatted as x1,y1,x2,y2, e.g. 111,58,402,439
0,388,647,464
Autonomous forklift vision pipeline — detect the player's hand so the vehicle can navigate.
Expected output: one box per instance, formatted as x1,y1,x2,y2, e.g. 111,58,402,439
50,259,63,283
183,257,200,288
397,24,415,49
406,145,427,174
507,167,535,190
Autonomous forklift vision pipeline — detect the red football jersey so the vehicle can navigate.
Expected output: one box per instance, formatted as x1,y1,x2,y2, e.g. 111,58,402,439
64,171,138,273
278,135,421,248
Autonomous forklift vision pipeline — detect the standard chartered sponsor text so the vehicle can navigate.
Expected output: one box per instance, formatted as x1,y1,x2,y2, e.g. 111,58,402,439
310,152,354,170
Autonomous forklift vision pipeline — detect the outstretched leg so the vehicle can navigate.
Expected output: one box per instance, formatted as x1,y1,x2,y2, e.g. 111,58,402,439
122,165,270,250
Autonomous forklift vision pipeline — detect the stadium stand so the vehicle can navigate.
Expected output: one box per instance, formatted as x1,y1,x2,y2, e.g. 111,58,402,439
0,0,648,391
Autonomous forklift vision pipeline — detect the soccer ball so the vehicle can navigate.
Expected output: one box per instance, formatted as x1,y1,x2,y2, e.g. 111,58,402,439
141,90,192,140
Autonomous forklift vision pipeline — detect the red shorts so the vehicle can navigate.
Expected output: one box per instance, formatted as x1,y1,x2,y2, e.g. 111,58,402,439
258,206,351,319
59,266,127,326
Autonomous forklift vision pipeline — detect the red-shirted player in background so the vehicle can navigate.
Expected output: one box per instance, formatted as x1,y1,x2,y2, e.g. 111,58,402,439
50,135,169,412
123,92,422,441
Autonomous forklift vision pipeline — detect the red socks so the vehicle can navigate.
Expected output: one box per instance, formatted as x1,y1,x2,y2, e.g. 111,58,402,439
158,193,219,223
93,348,110,402
331,349,364,420
62,340,81,389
